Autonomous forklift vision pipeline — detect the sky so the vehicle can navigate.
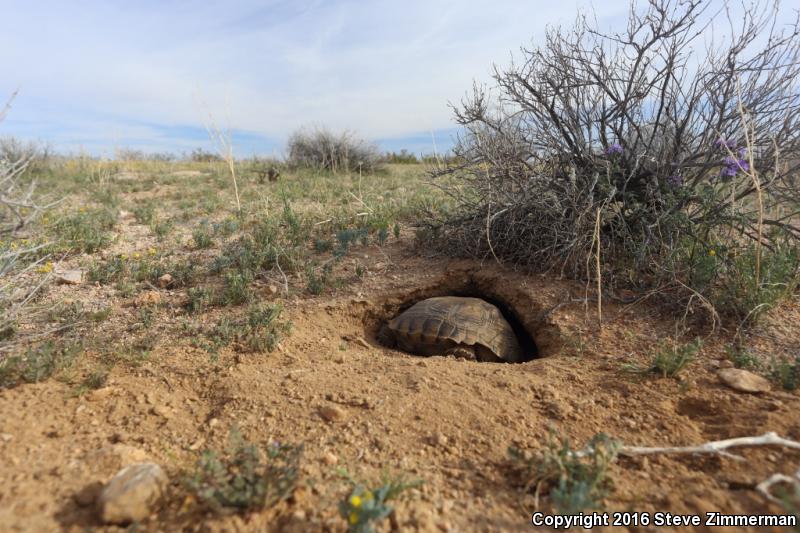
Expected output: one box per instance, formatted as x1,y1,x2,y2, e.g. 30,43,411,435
0,1,795,158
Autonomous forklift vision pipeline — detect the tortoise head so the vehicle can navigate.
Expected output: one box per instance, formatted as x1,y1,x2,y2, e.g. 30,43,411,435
376,324,397,348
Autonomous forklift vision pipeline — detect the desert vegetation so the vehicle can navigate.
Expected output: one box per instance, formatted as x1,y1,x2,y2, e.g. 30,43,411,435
431,0,800,328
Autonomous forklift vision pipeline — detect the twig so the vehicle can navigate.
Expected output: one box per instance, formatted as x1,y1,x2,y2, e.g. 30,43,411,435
757,469,800,504
611,432,800,462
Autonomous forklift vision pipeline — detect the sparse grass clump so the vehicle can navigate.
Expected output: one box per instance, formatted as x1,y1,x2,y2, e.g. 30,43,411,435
508,432,619,514
187,428,302,514
206,303,290,353
0,341,81,389
626,338,702,379
769,355,800,392
52,208,116,253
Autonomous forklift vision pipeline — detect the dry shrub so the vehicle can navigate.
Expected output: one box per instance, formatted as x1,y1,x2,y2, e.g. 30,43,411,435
431,0,800,324
287,127,382,173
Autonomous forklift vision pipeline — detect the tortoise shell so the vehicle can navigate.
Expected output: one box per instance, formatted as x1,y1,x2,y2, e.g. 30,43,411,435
381,296,523,363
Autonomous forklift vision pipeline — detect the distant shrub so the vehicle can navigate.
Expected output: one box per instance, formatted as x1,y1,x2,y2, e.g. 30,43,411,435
383,149,418,164
189,148,223,163
431,0,800,326
287,127,382,173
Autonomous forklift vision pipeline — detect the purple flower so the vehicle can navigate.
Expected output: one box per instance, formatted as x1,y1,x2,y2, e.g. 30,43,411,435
737,147,748,158
605,143,623,155
737,158,750,172
666,174,683,187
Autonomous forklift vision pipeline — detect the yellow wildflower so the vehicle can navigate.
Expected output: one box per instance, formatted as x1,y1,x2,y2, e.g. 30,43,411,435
133,252,141,259
349,512,359,525
37,261,54,274
148,247,157,256
119,253,128,260
708,249,716,257
350,495,362,508
363,491,373,501
79,207,86,213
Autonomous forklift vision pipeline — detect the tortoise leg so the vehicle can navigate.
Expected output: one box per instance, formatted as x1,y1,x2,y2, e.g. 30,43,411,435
376,325,396,348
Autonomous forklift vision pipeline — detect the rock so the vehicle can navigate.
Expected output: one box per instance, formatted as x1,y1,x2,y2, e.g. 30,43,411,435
157,274,173,288
56,270,83,285
87,387,115,402
428,432,449,447
0,433,12,442
354,337,370,349
318,405,346,422
718,368,771,393
718,360,734,369
97,463,167,524
268,285,279,295
135,290,161,307
322,452,338,466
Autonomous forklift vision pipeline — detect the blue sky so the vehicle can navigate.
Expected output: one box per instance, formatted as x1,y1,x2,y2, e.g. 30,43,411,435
0,1,794,158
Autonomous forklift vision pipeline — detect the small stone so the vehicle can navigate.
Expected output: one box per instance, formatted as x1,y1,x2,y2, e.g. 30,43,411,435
0,433,12,442
318,405,346,422
87,387,115,402
428,432,448,447
322,452,339,465
268,285,279,295
157,274,173,288
354,337,370,349
208,418,219,428
718,368,771,393
98,463,167,524
56,270,83,285
135,290,161,307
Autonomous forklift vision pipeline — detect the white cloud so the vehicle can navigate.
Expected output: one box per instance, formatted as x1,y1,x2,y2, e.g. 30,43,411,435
7,0,787,154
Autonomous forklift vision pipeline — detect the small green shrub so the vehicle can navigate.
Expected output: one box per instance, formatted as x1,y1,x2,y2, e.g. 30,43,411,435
132,201,156,225
207,303,290,353
193,223,215,249
726,345,761,370
186,286,214,314
0,341,82,389
338,471,422,533
52,208,116,253
770,355,800,391
626,338,702,379
220,272,252,305
187,428,302,513
508,432,620,514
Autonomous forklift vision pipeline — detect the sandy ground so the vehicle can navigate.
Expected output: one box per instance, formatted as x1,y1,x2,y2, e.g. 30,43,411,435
1,214,799,532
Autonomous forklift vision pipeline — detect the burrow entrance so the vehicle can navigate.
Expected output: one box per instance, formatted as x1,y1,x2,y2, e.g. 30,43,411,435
363,269,562,363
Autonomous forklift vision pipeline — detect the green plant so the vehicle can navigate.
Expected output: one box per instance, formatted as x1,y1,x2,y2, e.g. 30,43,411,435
726,345,761,370
132,201,156,225
0,341,82,389
52,208,116,253
193,223,215,249
220,271,252,305
186,286,214,314
769,355,800,391
626,338,702,379
337,470,422,533
305,262,332,295
187,427,302,513
393,222,401,239
508,432,620,514
376,226,389,246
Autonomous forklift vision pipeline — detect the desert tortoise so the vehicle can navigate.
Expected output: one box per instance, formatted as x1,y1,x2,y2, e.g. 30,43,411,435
378,296,524,363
